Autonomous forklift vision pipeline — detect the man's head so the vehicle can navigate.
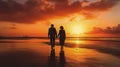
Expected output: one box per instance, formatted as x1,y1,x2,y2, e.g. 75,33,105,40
51,24,54,27
60,26,64,30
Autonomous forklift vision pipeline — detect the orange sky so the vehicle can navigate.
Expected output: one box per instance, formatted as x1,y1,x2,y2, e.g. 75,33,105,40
0,0,120,37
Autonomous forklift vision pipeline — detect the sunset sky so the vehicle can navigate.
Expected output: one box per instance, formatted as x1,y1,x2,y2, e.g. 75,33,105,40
0,0,120,37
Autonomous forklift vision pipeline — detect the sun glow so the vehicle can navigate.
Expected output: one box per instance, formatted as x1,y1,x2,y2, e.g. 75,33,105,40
70,24,85,35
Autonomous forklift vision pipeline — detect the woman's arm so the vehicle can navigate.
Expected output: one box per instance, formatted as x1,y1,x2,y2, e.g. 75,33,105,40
58,30,60,37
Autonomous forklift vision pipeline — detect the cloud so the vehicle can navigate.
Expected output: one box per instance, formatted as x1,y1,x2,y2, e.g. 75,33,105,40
1,24,17,29
88,24,120,34
0,0,119,24
10,24,17,29
83,0,120,11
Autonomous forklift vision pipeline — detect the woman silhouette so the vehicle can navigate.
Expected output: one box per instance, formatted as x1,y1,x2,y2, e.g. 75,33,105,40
58,26,66,51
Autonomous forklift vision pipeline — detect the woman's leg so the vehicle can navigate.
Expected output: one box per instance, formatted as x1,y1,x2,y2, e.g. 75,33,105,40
61,45,63,51
61,39,65,51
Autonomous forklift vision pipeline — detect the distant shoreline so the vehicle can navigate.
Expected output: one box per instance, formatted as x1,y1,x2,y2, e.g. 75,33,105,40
0,37,120,42
0,36,120,39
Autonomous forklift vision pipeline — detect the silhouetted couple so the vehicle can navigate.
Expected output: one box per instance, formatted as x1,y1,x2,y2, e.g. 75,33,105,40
48,24,66,50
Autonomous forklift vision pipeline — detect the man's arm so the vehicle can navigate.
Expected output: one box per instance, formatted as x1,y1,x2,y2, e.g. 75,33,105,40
55,28,57,38
64,30,66,39
48,28,50,38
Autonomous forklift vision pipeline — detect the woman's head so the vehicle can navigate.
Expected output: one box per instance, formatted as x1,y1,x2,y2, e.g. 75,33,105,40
60,26,64,30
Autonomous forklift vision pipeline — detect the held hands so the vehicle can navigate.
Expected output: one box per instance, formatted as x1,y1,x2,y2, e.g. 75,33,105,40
55,34,58,38
56,34,60,38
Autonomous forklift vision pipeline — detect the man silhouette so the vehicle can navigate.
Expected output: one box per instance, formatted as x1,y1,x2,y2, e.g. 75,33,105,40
48,24,57,50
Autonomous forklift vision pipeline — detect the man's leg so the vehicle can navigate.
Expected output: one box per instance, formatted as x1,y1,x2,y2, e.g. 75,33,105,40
52,37,55,49
50,38,53,50
50,38,52,45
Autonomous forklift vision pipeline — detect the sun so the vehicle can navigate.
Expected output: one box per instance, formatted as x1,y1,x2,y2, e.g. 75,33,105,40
70,24,85,35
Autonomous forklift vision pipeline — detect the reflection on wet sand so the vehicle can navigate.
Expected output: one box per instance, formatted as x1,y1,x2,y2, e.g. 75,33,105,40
0,39,120,67
49,49,56,67
49,49,66,67
59,50,66,67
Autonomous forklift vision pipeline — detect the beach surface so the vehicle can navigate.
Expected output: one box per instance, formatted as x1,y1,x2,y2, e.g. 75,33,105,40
0,38,120,67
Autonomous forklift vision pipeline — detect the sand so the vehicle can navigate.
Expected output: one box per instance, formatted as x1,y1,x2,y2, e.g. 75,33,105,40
0,39,120,67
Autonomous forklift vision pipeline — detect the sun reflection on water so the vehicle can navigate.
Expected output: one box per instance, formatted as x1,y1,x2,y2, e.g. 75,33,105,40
74,40,84,53
75,39,85,44
74,39,85,47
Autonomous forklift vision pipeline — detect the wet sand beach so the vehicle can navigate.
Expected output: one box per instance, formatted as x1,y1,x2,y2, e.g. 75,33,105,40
0,38,120,67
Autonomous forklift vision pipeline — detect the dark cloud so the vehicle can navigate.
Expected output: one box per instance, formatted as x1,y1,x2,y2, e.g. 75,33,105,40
83,0,120,11
0,0,119,24
88,24,120,34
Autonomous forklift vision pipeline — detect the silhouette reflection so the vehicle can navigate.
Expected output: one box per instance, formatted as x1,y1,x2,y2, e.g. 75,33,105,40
49,49,56,67
59,50,66,67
